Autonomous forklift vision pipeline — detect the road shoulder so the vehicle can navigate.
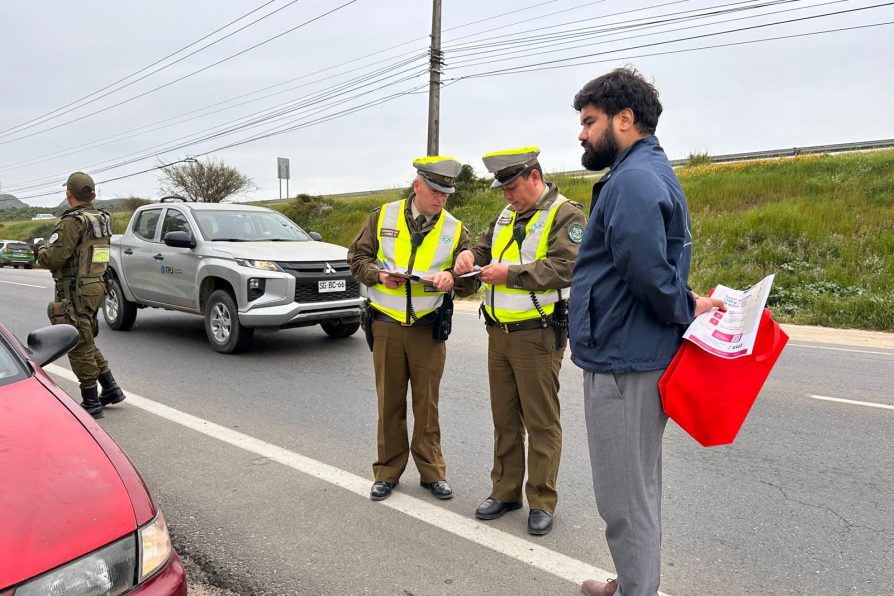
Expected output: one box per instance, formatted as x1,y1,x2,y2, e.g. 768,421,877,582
454,299,894,349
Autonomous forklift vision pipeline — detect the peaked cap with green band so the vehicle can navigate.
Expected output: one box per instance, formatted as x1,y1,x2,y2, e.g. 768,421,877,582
413,156,462,194
482,146,540,188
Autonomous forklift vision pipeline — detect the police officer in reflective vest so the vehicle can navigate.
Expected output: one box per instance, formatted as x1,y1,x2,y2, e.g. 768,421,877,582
454,147,586,535
348,157,478,502
37,171,126,419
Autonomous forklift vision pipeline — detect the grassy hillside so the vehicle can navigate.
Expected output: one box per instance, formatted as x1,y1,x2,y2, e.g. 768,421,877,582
277,151,894,331
2,151,890,330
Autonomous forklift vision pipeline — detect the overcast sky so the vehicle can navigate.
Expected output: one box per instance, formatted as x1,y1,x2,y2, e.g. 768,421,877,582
1,0,892,207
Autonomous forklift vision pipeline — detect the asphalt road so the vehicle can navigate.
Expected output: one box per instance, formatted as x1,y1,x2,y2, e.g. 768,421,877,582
2,267,892,595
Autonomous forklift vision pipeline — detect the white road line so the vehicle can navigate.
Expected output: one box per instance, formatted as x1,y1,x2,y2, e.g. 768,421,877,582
0,279,49,289
808,394,894,411
45,364,653,593
789,343,894,357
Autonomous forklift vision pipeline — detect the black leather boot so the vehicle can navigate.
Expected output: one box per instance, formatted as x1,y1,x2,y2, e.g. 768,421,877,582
81,385,105,419
98,369,126,406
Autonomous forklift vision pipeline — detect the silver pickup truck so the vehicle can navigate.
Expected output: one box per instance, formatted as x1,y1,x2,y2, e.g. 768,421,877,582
103,198,365,353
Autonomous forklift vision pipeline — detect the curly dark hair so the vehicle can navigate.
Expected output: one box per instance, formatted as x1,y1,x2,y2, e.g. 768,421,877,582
572,66,662,135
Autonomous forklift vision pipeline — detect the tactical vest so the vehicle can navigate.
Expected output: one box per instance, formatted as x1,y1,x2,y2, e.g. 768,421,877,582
483,194,569,323
60,207,112,287
367,199,461,323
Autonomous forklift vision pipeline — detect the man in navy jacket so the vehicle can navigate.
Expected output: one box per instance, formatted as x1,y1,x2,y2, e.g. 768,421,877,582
569,68,723,596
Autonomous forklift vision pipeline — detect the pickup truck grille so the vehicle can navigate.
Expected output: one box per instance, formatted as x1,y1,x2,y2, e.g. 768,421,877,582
277,260,361,303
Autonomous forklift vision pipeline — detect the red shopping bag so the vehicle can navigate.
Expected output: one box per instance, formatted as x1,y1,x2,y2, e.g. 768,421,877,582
659,309,788,447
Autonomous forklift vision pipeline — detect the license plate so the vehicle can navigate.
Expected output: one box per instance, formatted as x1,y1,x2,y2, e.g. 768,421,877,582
318,279,346,293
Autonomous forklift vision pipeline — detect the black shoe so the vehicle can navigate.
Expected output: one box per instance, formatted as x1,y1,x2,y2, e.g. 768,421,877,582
80,385,104,419
475,497,522,520
420,480,453,500
528,509,553,535
370,481,397,501
98,369,126,406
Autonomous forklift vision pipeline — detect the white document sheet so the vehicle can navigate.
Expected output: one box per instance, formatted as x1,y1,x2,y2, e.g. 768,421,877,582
682,274,775,359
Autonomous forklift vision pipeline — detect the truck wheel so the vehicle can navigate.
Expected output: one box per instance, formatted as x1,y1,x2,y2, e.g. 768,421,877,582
104,277,137,331
205,289,254,353
25,264,33,270
320,320,360,338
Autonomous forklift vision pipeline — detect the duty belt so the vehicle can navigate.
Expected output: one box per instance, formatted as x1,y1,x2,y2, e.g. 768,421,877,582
484,316,552,333
371,309,438,326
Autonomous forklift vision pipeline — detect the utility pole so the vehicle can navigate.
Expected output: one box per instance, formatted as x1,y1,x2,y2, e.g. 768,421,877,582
426,0,443,156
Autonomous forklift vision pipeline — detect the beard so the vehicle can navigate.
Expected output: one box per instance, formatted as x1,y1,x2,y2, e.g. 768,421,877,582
581,125,620,171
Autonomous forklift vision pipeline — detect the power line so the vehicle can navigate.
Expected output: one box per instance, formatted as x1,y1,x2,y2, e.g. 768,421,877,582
443,0,799,55
446,1,894,74
13,13,889,203
1,1,597,172
449,19,894,80
4,60,430,195
0,0,288,138
0,0,361,146
0,50,429,175
14,81,431,201
445,0,833,69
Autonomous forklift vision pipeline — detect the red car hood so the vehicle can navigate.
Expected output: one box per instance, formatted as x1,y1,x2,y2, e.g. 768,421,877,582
0,377,136,589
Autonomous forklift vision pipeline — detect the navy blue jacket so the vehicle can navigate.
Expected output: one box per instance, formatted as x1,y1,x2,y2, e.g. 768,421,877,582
569,136,695,373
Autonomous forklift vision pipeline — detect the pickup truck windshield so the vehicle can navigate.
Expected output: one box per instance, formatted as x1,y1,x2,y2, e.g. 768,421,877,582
194,210,311,242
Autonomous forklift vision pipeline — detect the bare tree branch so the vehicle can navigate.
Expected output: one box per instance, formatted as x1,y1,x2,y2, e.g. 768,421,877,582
157,157,255,203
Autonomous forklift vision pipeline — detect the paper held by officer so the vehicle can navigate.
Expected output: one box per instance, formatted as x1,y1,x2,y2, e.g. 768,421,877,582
682,273,775,359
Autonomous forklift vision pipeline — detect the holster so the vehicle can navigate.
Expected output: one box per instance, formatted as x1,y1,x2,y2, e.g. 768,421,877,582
553,299,569,349
432,293,454,342
360,303,374,352
47,299,74,326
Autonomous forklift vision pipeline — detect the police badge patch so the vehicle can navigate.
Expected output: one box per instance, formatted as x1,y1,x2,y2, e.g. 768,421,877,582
48,232,60,244
380,228,400,238
568,223,584,244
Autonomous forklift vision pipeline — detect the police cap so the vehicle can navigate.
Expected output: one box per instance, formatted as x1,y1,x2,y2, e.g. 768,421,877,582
482,146,541,188
413,156,461,194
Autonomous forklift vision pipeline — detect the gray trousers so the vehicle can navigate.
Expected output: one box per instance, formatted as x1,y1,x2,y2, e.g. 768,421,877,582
583,369,667,596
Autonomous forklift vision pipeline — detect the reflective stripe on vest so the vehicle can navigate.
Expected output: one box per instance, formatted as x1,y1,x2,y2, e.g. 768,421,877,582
483,194,568,323
367,199,461,321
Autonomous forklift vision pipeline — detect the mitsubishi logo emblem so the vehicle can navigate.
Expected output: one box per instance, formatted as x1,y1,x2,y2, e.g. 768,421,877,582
323,262,336,274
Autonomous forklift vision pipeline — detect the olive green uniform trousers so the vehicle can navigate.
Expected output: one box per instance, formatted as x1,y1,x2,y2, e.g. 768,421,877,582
57,282,108,389
487,325,564,512
372,320,447,484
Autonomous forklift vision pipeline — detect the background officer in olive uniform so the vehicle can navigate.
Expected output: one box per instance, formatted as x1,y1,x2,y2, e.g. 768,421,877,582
37,171,126,419
454,147,586,536
348,157,478,502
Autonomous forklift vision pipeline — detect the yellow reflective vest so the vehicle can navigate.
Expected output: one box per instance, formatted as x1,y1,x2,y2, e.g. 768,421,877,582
367,199,461,323
484,194,569,323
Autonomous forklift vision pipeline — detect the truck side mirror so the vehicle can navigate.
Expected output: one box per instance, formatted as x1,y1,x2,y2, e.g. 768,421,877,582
164,230,196,248
309,231,322,241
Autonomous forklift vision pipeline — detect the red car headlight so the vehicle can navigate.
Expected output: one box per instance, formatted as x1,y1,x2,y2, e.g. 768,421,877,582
139,512,173,582
12,535,136,595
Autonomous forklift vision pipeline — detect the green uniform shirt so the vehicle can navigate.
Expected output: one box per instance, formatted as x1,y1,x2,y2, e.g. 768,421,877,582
37,205,105,275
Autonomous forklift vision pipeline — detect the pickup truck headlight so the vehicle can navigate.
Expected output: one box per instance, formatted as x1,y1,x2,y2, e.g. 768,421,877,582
14,535,136,595
139,512,173,582
236,259,282,272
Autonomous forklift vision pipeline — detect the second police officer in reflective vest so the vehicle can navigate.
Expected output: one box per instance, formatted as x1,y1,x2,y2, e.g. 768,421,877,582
348,156,478,502
454,147,586,535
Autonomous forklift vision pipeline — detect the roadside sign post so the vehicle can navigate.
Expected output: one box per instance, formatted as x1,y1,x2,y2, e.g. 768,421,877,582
277,157,290,199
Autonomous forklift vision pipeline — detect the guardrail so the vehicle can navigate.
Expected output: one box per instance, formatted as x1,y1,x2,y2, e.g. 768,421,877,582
559,138,894,175
257,138,894,201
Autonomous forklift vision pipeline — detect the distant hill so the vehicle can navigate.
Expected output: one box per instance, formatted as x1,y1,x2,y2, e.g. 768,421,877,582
0,194,28,210
54,197,135,211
